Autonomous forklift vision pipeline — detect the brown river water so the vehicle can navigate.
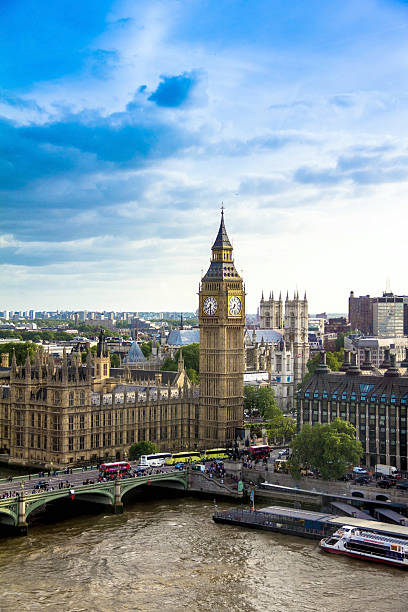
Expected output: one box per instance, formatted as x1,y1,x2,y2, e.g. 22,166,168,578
0,492,407,612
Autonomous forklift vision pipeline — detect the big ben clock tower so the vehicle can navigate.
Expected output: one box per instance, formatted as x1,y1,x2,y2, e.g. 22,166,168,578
199,209,245,447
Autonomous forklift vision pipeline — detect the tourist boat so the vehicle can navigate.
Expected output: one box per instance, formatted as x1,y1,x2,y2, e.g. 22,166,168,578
320,525,408,568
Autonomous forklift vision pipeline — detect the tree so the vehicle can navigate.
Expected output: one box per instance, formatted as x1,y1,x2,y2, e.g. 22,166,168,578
176,344,199,373
187,367,199,384
140,341,152,358
161,343,200,381
244,385,279,419
244,386,258,415
268,413,296,444
289,418,363,480
257,387,279,420
0,342,38,366
335,332,345,351
81,345,97,363
326,349,343,371
161,357,178,372
128,441,158,460
110,353,121,368
302,349,344,384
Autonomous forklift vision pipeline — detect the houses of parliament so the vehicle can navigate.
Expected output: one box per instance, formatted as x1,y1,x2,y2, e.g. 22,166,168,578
0,212,245,467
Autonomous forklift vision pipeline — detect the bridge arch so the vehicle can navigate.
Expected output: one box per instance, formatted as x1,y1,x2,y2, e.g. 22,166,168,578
0,507,17,526
25,488,114,519
120,474,187,500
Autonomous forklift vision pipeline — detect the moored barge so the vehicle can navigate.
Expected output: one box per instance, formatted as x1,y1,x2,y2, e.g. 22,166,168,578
213,505,408,541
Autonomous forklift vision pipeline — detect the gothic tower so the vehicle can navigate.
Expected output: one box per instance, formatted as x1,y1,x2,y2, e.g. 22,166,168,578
94,329,110,382
284,291,309,385
259,291,283,329
199,210,245,446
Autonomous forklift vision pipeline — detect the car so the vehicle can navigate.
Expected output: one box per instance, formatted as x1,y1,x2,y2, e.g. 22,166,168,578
278,449,289,457
341,473,354,481
174,462,185,470
353,467,368,474
396,480,408,490
376,479,391,489
192,464,206,472
355,476,371,485
33,480,47,489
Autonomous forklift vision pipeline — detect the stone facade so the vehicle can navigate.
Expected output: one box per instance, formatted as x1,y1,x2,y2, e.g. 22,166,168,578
0,339,201,468
259,291,309,386
0,212,245,468
244,332,294,413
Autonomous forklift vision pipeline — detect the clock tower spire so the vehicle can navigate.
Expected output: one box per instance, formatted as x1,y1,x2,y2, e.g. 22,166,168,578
198,208,245,447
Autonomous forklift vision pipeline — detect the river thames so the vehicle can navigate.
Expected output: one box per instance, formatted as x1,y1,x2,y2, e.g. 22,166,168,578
0,494,407,612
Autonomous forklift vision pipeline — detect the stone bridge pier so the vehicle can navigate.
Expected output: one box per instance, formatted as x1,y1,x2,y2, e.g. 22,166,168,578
17,496,28,536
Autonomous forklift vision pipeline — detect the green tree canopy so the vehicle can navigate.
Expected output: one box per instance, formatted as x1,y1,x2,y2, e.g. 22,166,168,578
244,385,279,419
128,441,158,460
302,349,344,384
187,368,199,384
140,341,152,358
161,357,178,372
244,385,296,443
110,353,121,368
268,413,297,443
289,418,363,480
161,343,200,380
0,342,38,366
81,345,97,363
0,329,74,342
177,344,199,372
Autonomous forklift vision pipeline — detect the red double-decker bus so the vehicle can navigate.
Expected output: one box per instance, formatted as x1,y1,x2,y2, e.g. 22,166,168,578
247,445,271,459
99,461,131,477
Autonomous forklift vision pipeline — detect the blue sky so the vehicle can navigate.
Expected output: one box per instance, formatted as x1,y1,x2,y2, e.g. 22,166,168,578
2,0,408,312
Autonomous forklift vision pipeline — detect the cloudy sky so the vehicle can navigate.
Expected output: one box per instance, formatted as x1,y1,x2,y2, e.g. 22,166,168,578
2,0,408,314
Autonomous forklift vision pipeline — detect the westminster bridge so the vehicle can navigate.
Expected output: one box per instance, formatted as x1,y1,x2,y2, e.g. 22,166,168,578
0,467,242,536
0,470,189,536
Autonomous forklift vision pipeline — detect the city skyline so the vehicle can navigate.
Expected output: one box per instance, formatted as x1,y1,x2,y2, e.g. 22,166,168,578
2,1,408,312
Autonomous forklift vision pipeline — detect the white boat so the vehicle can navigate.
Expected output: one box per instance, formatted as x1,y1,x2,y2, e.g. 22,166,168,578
320,525,408,569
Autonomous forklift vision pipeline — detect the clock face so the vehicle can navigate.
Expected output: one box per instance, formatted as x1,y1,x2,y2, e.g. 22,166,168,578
203,296,218,315
229,295,242,316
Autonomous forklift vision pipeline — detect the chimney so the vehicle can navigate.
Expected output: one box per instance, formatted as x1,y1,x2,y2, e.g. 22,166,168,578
315,351,330,375
400,348,408,369
346,352,362,376
380,348,391,369
340,349,351,372
384,353,400,378
361,348,373,370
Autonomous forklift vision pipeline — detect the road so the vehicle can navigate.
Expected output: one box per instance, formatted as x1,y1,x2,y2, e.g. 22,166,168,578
0,462,179,497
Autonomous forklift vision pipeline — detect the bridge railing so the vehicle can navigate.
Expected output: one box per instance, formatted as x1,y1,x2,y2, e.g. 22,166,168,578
0,466,101,485
0,469,187,506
